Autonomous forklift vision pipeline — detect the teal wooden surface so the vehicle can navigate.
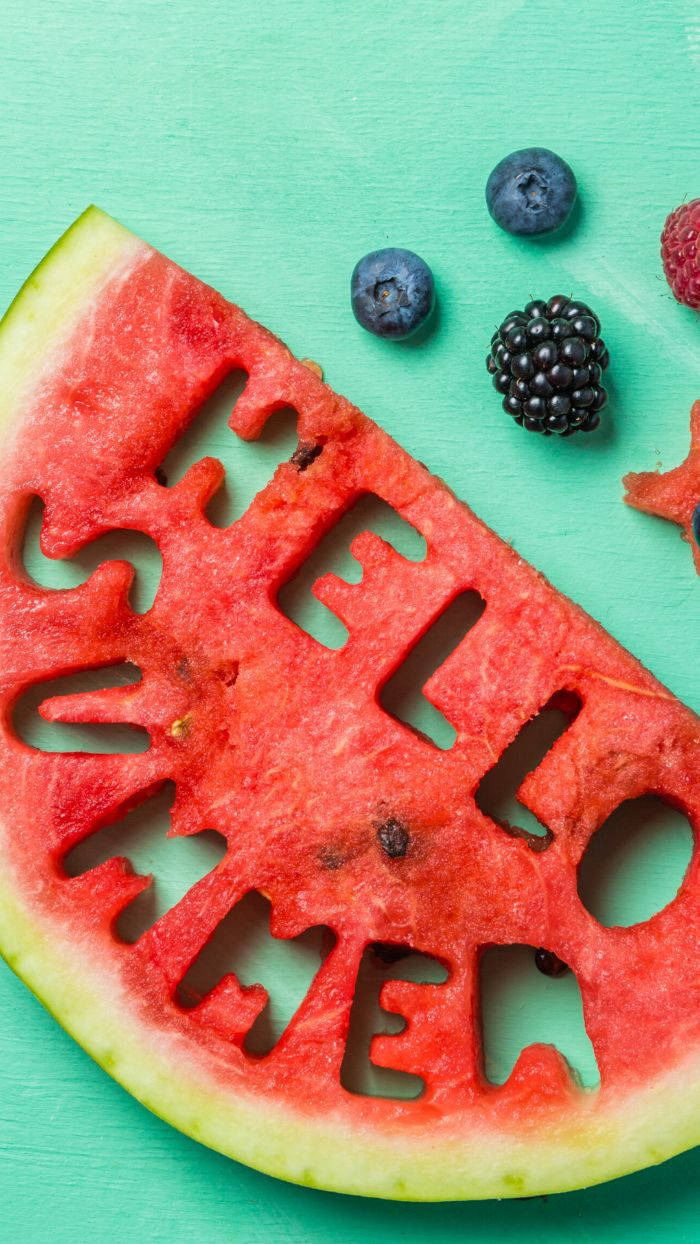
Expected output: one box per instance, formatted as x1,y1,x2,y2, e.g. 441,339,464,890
1,0,700,1238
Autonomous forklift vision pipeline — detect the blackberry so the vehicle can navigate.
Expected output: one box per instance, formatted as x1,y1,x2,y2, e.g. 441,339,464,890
486,296,609,436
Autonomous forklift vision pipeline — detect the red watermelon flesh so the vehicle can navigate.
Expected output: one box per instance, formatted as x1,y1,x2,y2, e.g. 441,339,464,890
624,401,700,575
0,208,698,1200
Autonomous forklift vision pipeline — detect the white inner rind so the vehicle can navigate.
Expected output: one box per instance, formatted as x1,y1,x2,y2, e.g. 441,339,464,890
0,207,698,1200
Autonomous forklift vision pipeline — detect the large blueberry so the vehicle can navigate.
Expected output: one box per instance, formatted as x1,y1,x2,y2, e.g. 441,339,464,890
486,148,577,237
351,248,435,339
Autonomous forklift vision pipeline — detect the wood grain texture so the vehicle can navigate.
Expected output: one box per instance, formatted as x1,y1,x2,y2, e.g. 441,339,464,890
1,0,699,1238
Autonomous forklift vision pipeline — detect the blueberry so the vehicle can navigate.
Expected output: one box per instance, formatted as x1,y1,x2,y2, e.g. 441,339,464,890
692,503,700,547
351,248,435,339
485,148,577,237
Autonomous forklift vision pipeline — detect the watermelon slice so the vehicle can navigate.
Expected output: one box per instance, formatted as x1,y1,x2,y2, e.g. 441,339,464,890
0,208,698,1201
624,401,700,575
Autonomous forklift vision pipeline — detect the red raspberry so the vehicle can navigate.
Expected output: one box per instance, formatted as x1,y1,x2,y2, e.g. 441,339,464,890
661,199,700,309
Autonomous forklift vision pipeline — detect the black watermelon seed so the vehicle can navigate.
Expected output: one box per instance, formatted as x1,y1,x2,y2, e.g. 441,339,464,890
291,442,323,472
534,948,570,977
376,817,410,858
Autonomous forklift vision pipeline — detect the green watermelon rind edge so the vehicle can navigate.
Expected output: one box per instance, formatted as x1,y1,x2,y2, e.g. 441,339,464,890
0,207,698,1201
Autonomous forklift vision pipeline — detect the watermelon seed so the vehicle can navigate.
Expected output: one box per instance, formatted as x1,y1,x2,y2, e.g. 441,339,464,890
176,656,191,681
376,817,410,858
170,713,192,740
290,442,323,472
154,466,168,486
534,948,569,977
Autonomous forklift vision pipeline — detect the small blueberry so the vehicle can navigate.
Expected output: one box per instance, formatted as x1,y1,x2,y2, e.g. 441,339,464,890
486,148,577,237
351,248,435,340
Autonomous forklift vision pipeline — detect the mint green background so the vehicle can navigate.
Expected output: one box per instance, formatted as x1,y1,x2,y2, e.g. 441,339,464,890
2,0,700,1239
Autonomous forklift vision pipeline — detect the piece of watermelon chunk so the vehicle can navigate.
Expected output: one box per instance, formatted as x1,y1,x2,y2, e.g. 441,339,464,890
0,208,698,1200
624,401,700,575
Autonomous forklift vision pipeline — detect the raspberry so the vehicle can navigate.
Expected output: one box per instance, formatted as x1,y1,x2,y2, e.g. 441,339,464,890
661,199,700,309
